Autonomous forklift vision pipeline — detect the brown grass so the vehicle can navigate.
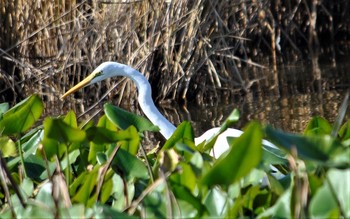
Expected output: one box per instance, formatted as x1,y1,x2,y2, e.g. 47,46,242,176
0,0,349,111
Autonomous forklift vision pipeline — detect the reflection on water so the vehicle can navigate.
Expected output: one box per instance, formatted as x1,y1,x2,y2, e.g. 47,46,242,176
167,89,346,137
161,60,350,136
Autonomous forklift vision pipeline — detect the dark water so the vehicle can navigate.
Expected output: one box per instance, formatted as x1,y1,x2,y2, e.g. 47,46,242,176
160,60,350,136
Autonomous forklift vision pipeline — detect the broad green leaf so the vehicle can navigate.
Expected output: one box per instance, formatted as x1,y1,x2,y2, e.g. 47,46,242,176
325,169,350,218
86,115,120,163
0,136,17,157
88,143,106,164
42,117,86,158
66,204,85,218
203,187,231,216
115,126,140,155
63,110,78,128
201,122,263,187
71,166,99,206
43,118,86,143
36,182,56,209
310,169,350,218
0,102,9,117
339,120,350,144
86,126,139,163
97,114,118,131
111,148,149,182
24,154,55,181
304,116,332,135
100,171,115,203
20,177,34,197
111,174,135,211
86,127,120,144
7,130,43,168
162,121,195,150
265,126,340,161
0,95,43,135
104,103,159,133
309,177,340,218
60,149,80,170
170,162,197,191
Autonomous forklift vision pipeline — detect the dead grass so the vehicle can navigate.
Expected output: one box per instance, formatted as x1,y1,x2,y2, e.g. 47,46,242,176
0,0,349,110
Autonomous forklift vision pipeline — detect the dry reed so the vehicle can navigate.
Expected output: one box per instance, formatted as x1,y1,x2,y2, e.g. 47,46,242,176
0,0,349,110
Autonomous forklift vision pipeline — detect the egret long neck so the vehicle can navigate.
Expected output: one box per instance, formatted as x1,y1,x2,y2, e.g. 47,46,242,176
118,64,176,139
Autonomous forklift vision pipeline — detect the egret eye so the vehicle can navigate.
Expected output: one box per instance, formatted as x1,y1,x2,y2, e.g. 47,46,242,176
94,71,103,78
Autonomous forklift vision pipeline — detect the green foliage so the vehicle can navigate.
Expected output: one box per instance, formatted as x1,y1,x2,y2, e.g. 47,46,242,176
0,95,43,135
0,96,349,218
104,103,159,134
201,122,263,187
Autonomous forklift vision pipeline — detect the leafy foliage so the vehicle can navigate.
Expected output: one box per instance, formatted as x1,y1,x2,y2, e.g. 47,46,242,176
0,95,349,218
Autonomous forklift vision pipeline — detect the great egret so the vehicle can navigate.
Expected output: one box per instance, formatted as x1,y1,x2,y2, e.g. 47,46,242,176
61,61,276,157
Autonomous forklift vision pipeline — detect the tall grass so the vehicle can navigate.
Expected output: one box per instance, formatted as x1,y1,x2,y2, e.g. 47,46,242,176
0,0,349,108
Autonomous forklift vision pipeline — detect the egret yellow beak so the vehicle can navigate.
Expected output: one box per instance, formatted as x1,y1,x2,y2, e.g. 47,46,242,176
60,72,97,99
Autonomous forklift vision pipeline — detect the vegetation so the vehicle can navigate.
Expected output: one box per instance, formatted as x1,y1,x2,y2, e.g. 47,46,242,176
1,0,349,104
0,94,349,218
0,1,349,217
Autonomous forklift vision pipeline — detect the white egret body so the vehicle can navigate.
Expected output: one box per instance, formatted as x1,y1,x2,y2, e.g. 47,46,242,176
62,62,276,158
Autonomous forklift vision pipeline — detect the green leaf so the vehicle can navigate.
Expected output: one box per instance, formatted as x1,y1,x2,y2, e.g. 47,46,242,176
71,166,99,206
63,110,78,128
21,177,34,197
0,102,9,117
339,120,350,144
203,187,231,216
314,169,350,218
104,103,159,133
97,115,118,131
162,121,195,150
42,117,86,158
43,118,86,143
170,162,197,192
304,116,332,136
99,171,115,203
7,129,43,168
24,154,55,181
0,136,17,157
86,127,121,144
111,148,149,182
35,182,55,209
265,126,339,162
201,122,262,187
115,126,140,155
0,95,43,135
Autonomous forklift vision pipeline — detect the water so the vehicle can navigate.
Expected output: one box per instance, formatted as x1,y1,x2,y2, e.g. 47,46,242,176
160,60,350,136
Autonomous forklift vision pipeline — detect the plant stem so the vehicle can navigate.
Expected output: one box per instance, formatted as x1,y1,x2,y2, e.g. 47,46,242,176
65,148,70,186
17,136,27,178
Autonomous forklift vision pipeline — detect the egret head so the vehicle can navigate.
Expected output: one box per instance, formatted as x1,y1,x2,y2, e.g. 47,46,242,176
61,62,122,99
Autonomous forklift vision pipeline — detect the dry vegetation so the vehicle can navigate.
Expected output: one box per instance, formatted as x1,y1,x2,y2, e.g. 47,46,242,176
0,0,349,110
